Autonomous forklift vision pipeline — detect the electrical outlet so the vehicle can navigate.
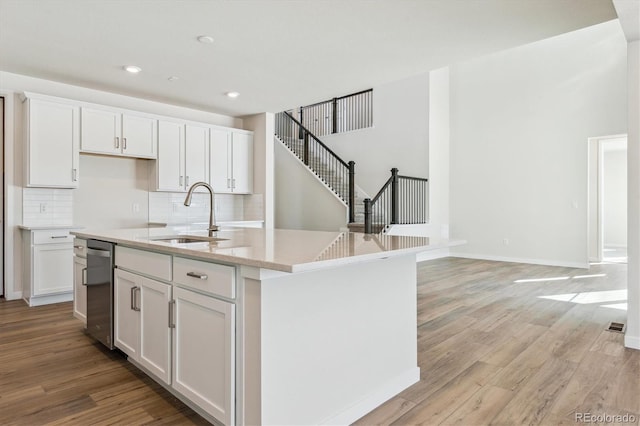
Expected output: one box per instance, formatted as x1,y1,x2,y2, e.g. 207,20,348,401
503,238,509,245
132,203,140,213
173,202,180,213
39,203,47,213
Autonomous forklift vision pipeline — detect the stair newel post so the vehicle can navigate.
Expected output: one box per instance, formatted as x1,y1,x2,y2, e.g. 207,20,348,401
332,97,338,134
364,198,373,234
298,107,304,140
303,131,310,165
391,168,399,225
348,161,356,223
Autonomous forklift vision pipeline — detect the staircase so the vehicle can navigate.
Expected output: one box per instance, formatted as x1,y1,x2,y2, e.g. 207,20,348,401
275,100,428,234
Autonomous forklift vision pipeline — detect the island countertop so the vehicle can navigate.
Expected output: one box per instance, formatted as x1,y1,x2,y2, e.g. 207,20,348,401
72,226,463,273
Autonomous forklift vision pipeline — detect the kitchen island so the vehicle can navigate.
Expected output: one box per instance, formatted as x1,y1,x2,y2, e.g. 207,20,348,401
72,226,460,425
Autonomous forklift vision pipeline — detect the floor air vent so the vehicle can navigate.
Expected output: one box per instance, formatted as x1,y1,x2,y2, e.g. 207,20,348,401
607,322,626,333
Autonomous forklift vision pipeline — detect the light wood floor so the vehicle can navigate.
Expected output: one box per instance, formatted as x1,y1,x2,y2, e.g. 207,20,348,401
0,257,638,425
356,257,639,425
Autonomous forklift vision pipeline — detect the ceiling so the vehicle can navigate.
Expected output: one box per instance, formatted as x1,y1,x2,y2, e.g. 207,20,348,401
0,0,618,117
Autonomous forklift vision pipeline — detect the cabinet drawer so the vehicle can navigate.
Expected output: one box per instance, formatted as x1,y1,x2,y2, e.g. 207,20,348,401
73,238,87,257
33,229,74,245
115,246,172,282
173,257,235,299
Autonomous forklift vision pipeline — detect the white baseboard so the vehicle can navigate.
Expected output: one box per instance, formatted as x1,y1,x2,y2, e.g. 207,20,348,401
451,253,590,269
321,367,420,425
417,248,450,262
5,290,23,301
625,334,640,350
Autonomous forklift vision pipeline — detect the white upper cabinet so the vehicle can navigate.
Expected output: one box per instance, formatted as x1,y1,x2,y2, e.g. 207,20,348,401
210,128,231,193
122,113,157,158
210,129,253,194
24,96,80,188
80,106,157,159
231,131,254,194
184,124,209,188
153,121,211,192
156,120,185,192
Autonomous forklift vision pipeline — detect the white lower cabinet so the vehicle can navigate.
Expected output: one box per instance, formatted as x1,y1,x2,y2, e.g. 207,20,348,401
172,286,235,426
113,247,235,425
22,228,75,307
114,268,172,385
73,255,87,325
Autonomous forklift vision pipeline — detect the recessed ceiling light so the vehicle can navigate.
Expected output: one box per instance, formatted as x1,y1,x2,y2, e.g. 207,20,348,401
168,76,179,82
123,65,142,74
197,35,215,44
226,92,240,98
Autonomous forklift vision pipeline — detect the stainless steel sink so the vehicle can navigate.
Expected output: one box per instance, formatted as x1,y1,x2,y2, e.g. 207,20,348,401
150,235,228,244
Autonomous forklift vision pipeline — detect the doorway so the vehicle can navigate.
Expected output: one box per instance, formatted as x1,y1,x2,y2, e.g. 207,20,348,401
588,134,628,264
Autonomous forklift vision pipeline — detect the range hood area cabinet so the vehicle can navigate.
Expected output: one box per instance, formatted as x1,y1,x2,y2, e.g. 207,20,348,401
23,94,80,188
210,128,254,194
152,121,253,194
80,106,157,159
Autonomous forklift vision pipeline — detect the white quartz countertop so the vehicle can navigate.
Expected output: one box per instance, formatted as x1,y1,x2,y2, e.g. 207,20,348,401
72,226,464,273
19,225,83,231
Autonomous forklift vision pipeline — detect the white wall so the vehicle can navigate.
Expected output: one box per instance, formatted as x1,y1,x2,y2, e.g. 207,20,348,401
320,73,429,197
274,141,348,231
449,21,627,268
603,149,627,247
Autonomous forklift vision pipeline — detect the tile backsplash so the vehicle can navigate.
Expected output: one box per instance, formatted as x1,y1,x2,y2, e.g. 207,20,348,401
23,188,74,226
149,192,245,225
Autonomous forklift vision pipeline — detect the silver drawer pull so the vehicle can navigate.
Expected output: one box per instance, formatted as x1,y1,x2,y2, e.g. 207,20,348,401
186,272,208,280
74,245,84,249
82,267,87,286
50,236,68,239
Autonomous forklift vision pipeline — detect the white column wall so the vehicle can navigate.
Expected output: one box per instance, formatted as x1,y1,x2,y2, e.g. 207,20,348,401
626,40,640,349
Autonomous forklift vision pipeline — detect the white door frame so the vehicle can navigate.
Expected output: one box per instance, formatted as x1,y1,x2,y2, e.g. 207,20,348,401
587,134,627,263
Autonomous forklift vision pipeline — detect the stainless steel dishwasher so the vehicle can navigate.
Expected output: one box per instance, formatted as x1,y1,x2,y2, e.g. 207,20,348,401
85,239,115,349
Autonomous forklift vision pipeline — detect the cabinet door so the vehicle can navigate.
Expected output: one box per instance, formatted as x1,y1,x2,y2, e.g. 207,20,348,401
122,113,157,158
210,128,231,193
33,244,73,296
157,120,185,191
173,287,235,425
73,256,87,325
184,124,209,188
139,277,172,385
80,107,121,155
114,269,140,359
231,132,253,194
27,99,79,188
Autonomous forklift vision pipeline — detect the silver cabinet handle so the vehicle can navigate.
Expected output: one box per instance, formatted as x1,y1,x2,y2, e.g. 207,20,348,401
123,137,127,150
82,267,87,286
186,272,208,280
74,245,84,249
72,168,78,182
232,178,236,189
168,300,175,328
51,235,68,239
135,287,141,311
185,175,190,186
115,136,120,149
130,286,136,310
227,178,231,188
179,176,183,187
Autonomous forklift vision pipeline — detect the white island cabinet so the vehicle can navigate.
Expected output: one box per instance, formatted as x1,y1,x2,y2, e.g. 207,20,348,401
73,227,463,425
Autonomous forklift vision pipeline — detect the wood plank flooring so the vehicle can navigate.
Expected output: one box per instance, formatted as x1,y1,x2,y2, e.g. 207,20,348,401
0,257,638,425
0,300,208,425
356,257,640,425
